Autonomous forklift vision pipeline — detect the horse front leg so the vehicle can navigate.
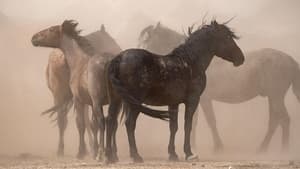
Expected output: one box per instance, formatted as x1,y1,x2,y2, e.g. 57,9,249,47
168,104,179,161
75,101,87,159
190,105,198,153
184,83,202,161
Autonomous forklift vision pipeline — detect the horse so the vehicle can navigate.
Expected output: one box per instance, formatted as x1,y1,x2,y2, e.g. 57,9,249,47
105,20,245,163
31,20,122,161
41,25,122,158
138,22,300,153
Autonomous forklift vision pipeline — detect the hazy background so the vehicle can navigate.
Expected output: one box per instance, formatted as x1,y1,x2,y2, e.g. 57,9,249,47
0,0,300,161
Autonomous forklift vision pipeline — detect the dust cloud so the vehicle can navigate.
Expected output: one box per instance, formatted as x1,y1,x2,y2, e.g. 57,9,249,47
0,0,300,161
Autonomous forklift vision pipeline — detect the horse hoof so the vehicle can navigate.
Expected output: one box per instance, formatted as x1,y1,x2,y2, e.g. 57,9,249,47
256,146,267,154
104,156,115,165
185,154,199,162
133,155,144,163
97,155,104,162
112,154,119,163
57,150,64,157
169,154,179,161
96,151,105,162
214,146,224,154
76,153,85,160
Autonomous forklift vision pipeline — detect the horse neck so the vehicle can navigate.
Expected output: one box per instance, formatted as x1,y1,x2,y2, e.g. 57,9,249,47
59,34,89,77
170,34,215,73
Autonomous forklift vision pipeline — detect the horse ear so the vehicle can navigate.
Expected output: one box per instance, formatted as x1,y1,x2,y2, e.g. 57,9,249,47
155,21,161,29
62,20,78,33
211,20,218,26
100,24,106,32
211,20,219,30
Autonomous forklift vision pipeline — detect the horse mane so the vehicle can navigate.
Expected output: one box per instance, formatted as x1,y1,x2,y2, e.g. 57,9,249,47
186,20,239,41
62,20,95,56
85,28,122,54
170,20,239,65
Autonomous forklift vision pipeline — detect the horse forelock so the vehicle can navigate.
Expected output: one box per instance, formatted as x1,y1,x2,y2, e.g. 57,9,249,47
61,20,95,56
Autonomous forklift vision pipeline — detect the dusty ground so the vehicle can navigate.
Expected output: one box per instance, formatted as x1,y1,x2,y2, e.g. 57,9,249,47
0,155,299,169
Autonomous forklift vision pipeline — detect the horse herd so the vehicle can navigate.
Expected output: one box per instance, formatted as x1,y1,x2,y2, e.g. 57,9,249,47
31,19,300,164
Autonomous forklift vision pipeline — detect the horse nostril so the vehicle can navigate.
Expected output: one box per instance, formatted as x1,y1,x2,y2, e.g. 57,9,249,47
31,35,40,46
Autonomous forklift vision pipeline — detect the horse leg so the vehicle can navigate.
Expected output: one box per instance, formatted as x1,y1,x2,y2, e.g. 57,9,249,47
184,96,200,161
57,108,67,157
75,101,87,159
190,104,198,153
92,105,105,162
125,106,143,163
83,106,94,156
111,117,119,162
200,99,223,152
258,95,287,152
105,101,120,163
277,98,290,152
111,103,121,162
168,104,179,161
91,109,99,159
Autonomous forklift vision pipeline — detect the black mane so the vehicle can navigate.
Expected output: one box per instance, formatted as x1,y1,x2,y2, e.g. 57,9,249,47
186,20,239,41
169,20,239,66
62,20,95,56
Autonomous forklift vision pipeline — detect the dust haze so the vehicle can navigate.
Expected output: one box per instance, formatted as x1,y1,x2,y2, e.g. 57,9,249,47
1,0,300,161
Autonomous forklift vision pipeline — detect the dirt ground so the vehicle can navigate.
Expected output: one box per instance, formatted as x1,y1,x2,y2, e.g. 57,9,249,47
0,155,299,169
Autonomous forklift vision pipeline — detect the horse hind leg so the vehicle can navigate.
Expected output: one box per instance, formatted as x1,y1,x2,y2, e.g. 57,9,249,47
125,106,143,163
75,101,87,159
57,108,68,157
200,99,224,153
278,100,290,152
90,110,99,159
168,104,179,161
92,105,105,162
111,103,122,162
258,95,290,153
83,106,94,157
105,101,122,163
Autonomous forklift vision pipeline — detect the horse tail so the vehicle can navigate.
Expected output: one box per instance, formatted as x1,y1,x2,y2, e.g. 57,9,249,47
119,103,128,125
41,99,73,123
108,57,169,121
292,63,300,102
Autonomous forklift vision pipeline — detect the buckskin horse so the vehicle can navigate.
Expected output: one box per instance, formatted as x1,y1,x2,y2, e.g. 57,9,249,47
40,25,122,158
32,20,123,161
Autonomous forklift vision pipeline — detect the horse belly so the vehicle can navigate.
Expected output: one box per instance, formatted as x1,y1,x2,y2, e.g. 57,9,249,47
207,84,259,103
144,83,187,106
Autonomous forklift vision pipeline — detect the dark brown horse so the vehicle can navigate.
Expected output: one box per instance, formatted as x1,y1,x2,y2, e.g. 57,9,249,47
32,20,121,160
138,23,300,153
42,25,121,158
105,20,245,163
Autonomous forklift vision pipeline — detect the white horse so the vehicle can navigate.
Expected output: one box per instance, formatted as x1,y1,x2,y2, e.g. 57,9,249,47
138,22,300,153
